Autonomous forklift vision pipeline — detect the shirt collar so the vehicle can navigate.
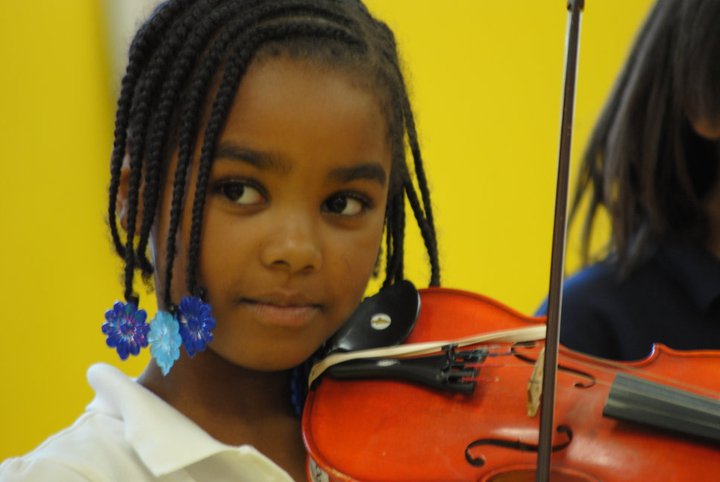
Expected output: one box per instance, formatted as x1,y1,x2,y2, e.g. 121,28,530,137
85,363,290,479
656,241,720,313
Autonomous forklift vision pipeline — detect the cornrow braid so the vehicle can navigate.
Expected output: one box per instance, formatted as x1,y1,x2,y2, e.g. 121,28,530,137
108,0,196,259
138,0,281,280
110,0,441,311
134,0,227,278
121,0,223,301
160,1,270,307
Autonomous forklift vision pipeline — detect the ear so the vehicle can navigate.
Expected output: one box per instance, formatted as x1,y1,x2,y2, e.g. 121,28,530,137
116,154,145,232
116,158,131,231
690,116,720,140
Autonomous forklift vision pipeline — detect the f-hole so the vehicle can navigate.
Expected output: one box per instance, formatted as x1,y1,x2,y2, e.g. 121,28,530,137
511,342,595,389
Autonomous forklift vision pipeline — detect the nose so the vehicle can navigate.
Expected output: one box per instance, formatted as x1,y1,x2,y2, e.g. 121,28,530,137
260,212,322,274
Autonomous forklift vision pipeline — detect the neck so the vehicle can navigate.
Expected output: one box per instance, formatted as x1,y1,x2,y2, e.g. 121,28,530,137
139,349,297,434
138,350,306,480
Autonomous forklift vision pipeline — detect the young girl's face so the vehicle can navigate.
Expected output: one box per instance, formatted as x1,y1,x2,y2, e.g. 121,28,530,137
154,55,392,371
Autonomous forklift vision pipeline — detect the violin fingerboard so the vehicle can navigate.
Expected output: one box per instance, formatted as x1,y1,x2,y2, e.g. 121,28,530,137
603,372,720,443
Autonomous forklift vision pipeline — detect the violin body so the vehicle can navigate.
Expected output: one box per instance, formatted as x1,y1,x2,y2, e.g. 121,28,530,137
302,287,720,482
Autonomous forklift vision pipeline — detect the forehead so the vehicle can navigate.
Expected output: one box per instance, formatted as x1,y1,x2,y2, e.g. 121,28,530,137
217,55,391,169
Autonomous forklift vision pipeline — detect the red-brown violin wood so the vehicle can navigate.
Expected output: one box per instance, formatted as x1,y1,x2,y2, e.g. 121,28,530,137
303,287,720,482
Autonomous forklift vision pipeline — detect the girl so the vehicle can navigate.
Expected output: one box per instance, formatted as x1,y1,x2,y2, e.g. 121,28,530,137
540,0,720,360
0,0,439,480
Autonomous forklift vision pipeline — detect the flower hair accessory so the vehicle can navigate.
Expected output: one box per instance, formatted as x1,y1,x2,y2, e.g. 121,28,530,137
102,301,149,360
177,295,216,357
148,310,182,375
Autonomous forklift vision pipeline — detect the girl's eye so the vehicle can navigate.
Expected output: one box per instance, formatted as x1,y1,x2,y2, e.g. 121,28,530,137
323,194,368,216
216,181,265,206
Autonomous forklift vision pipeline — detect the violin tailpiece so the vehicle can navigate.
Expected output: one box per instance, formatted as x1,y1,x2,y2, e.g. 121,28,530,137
325,344,487,394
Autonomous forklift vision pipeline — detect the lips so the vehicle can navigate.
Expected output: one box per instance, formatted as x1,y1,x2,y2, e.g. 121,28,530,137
238,294,322,328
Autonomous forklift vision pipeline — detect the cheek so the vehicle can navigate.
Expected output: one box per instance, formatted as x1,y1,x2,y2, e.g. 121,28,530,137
197,214,252,291
328,219,386,308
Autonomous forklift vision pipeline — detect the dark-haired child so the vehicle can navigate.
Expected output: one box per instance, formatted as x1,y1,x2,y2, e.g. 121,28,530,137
538,0,720,360
0,1,439,480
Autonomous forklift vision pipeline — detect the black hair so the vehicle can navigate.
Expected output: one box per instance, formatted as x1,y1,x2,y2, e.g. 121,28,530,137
571,0,720,276
107,0,440,309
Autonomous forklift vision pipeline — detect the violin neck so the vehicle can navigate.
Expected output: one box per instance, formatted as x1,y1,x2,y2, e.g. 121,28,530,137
603,372,720,442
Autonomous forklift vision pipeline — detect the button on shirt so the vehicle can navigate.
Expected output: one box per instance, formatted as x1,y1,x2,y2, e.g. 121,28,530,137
537,242,720,360
0,364,295,481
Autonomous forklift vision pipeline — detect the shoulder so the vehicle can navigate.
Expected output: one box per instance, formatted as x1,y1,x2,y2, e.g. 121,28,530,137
1,409,151,482
536,262,619,316
557,253,691,359
554,262,635,359
562,262,625,310
0,366,154,482
0,458,89,481
0,413,123,482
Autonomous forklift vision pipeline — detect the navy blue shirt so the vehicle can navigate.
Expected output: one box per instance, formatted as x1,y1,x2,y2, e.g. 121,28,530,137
537,242,720,360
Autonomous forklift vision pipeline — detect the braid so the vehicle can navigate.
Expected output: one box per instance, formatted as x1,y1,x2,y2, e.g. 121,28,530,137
384,212,394,284
136,0,232,279
403,177,439,285
121,155,142,304
108,0,195,261
369,20,440,286
161,2,261,307
383,190,405,286
402,103,440,285
120,1,215,301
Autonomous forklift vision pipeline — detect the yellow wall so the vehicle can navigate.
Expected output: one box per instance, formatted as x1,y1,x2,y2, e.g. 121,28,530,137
0,0,653,460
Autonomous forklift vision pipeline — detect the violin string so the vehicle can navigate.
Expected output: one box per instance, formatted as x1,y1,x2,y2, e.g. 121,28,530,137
561,353,720,399
495,342,720,399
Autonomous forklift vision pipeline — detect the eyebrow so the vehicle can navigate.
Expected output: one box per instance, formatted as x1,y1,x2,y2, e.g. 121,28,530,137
328,163,387,186
216,142,387,186
215,143,291,174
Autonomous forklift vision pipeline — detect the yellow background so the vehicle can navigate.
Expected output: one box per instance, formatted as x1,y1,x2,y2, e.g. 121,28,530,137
0,0,653,460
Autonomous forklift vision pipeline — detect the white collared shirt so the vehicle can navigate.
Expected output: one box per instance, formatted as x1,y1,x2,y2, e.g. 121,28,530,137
0,364,295,481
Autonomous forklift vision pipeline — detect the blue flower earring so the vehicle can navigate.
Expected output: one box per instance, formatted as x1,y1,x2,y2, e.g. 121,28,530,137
147,310,182,375
103,291,216,375
177,294,216,357
102,301,149,360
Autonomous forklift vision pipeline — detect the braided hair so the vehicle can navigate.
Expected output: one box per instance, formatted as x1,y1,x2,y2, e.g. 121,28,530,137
108,0,440,310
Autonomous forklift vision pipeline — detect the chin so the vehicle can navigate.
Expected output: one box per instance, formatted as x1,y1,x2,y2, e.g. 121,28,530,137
220,344,318,372
262,349,317,371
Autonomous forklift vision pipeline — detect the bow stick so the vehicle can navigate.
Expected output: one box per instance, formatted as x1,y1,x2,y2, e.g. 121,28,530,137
536,1,585,481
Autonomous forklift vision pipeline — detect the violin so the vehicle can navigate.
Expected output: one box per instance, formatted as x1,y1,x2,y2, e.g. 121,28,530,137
302,286,720,481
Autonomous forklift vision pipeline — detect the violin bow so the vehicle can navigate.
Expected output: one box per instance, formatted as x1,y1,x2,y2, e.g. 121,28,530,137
536,1,585,481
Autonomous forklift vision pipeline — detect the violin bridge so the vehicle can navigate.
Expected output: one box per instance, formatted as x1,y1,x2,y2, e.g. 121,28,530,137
527,347,544,417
